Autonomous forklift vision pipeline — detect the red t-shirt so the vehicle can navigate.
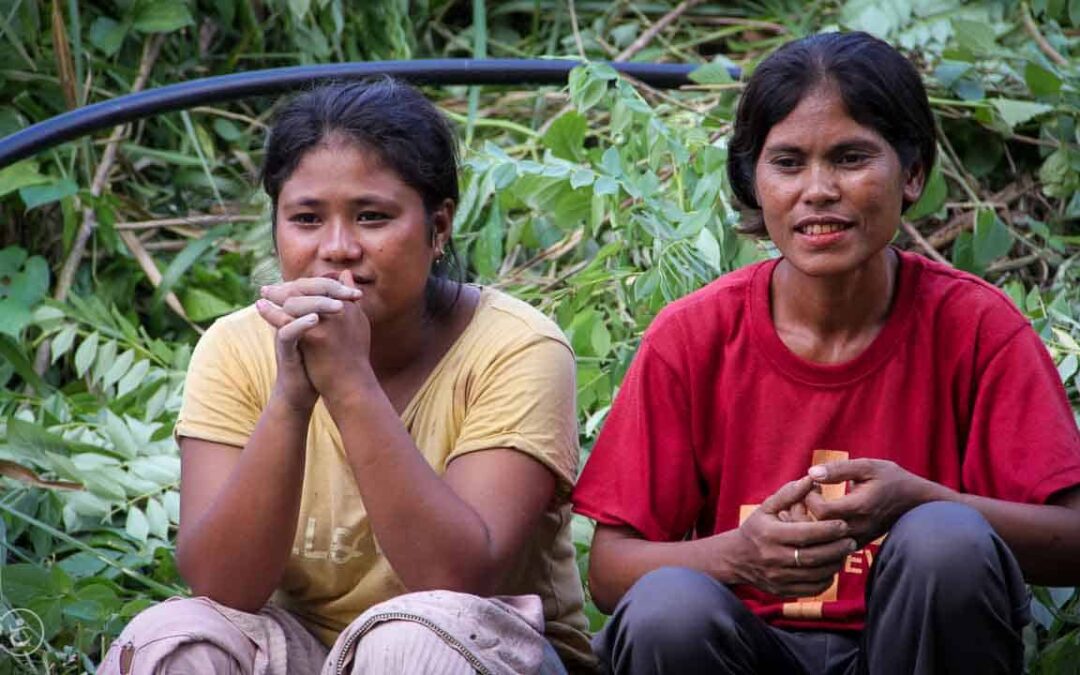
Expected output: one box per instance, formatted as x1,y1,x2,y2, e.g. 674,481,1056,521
572,249,1080,632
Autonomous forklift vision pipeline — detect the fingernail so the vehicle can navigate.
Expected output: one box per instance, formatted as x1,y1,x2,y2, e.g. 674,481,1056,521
255,299,266,309
328,299,343,310
849,539,858,551
259,286,268,296
808,465,827,480
306,314,318,324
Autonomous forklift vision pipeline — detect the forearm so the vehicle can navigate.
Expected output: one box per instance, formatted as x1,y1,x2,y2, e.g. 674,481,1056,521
327,381,503,594
176,395,310,610
920,483,1080,585
588,527,745,614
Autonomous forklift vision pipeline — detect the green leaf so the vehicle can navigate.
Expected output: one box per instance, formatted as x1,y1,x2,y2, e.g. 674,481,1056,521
542,112,587,161
1024,62,1062,97
590,319,612,358
102,348,135,389
88,16,128,56
695,228,721,270
688,61,733,85
0,299,31,337
952,19,996,55
568,65,613,113
288,0,311,20
972,209,1014,267
125,506,149,543
19,179,79,210
0,334,47,391
116,359,151,397
92,339,117,386
0,160,50,199
988,98,1053,130
905,163,947,220
74,331,99,378
145,498,169,539
152,225,230,305
212,118,242,142
1058,353,1078,384
50,324,77,363
131,0,194,33
0,564,57,607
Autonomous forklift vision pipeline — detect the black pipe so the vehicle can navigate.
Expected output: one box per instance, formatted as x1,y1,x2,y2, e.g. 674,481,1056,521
0,59,721,168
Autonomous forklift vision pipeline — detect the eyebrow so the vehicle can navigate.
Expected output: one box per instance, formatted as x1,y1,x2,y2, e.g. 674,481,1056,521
286,195,397,209
762,138,884,155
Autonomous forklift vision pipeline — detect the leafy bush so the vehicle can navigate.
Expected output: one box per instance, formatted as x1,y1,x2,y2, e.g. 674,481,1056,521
0,1,1078,672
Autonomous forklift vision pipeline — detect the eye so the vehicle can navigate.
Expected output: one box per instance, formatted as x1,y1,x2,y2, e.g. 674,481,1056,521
837,152,869,167
288,213,320,226
770,155,802,170
357,211,390,223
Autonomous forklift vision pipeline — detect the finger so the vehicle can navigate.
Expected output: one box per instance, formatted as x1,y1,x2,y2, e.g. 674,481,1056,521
281,295,346,317
790,537,859,568
339,269,358,290
774,579,839,599
760,476,817,514
808,459,878,484
261,278,362,304
777,510,790,523
771,519,849,546
278,313,319,346
256,299,295,329
789,501,812,523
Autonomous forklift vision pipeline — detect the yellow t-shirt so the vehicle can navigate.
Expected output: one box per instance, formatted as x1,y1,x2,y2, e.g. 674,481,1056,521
175,288,593,670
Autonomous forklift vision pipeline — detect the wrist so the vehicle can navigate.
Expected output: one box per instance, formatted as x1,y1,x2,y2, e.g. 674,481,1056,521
912,476,956,508
709,529,750,585
321,366,382,415
269,387,317,417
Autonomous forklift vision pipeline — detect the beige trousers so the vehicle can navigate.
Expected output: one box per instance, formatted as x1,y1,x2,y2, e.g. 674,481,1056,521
97,592,568,675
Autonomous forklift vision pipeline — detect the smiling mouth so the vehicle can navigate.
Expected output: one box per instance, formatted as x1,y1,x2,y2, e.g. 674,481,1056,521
796,222,853,236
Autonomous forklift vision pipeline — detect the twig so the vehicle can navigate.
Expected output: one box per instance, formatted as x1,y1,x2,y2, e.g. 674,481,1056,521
616,0,706,61
900,220,950,265
567,0,587,60
119,230,202,333
986,253,1040,274
52,35,164,305
115,213,261,231
1021,3,1068,67
687,16,787,33
37,35,166,376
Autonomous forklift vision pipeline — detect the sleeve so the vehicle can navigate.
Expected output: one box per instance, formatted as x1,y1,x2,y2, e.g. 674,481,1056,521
571,336,703,542
174,318,264,448
445,337,580,501
963,324,1080,504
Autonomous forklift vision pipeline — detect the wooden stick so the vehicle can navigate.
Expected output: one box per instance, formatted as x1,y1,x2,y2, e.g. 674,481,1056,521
616,0,707,62
900,220,950,265
116,214,261,231
1022,4,1068,67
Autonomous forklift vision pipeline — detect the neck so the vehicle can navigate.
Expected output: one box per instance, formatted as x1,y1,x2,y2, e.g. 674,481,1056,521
771,248,899,342
368,286,458,378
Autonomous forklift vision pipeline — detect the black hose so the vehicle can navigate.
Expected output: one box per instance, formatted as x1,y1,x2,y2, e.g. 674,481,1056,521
0,59,721,168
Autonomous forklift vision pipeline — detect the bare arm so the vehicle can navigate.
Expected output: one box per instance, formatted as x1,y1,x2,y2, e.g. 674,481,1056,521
175,396,310,611
326,380,556,594
587,477,855,613
807,460,1080,586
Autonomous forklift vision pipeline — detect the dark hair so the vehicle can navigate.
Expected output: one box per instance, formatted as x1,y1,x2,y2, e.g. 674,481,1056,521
261,77,462,314
727,31,937,237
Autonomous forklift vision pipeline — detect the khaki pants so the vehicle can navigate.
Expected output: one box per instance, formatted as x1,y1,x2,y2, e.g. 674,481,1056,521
98,591,569,675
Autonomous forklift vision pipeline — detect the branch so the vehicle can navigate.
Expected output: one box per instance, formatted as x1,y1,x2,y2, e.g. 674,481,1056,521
616,0,706,62
115,213,261,231
1022,4,1068,67
900,220,950,265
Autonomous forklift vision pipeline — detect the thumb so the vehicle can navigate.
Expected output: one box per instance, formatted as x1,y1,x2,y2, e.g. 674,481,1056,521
760,476,815,515
339,269,357,290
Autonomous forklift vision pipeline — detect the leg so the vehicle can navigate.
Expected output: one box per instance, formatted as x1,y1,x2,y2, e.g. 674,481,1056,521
97,597,328,675
592,566,811,675
332,590,553,675
863,502,1030,675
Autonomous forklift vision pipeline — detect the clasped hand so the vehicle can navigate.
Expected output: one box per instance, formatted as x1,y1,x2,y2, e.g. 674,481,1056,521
255,271,373,409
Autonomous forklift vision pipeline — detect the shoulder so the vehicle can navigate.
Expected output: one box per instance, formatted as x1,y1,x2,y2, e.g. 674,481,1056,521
903,251,1029,343
643,259,764,352
190,304,274,367
475,287,572,351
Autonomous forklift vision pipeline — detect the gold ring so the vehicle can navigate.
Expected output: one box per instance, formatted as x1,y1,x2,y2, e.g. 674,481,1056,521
794,547,801,568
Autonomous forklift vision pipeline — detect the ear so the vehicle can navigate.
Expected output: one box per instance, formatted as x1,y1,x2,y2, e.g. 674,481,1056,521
430,198,456,255
902,160,927,204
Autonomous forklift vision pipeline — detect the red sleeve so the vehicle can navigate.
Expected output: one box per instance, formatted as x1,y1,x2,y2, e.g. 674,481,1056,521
963,324,1080,504
571,335,704,542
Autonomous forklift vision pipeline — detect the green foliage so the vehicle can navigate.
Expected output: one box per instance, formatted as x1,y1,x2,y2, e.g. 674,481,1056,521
0,0,1078,671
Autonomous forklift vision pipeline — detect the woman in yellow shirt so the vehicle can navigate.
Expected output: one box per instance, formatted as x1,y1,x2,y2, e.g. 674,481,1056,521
99,78,592,675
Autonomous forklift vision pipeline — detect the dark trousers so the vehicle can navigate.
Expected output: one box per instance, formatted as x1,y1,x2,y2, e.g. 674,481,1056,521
593,502,1031,675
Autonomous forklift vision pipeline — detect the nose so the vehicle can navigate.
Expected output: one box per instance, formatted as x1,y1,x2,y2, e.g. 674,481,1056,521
802,162,840,206
320,218,362,262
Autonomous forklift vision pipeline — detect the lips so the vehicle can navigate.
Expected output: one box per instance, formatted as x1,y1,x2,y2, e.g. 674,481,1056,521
794,215,855,236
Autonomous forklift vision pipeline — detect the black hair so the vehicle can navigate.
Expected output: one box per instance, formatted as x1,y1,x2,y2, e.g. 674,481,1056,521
727,31,937,237
261,77,462,315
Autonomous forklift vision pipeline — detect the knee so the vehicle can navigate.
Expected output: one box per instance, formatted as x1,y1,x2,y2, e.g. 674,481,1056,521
612,567,746,649
884,502,1000,583
99,598,250,674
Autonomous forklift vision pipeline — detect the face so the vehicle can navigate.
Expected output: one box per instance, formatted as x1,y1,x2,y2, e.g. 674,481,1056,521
754,85,924,278
274,139,451,325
